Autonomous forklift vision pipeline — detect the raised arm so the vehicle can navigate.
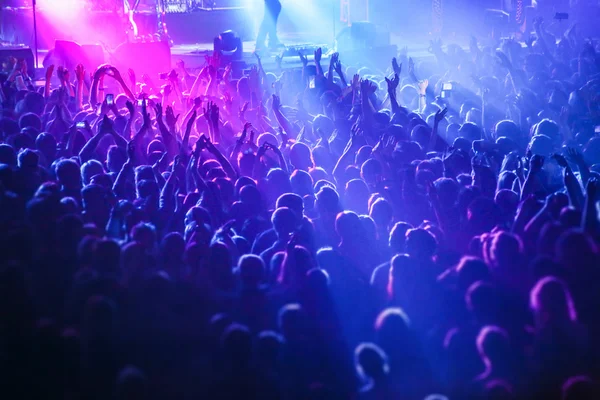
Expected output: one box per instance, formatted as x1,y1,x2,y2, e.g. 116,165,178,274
79,115,110,163
271,94,297,138
417,79,429,114
204,136,237,180
314,47,324,77
113,141,135,199
44,65,54,99
333,55,347,87
74,64,86,111
385,73,401,114
521,155,545,201
566,147,590,187
554,154,584,209
181,110,197,155
328,52,339,84
266,142,288,174
107,66,136,101
428,107,448,152
89,65,106,107
155,103,179,159
203,101,222,144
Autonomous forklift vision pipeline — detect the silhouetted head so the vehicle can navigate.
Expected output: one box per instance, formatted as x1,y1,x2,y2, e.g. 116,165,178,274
116,366,148,400
271,207,297,237
290,169,314,197
221,323,252,367
405,228,437,260
289,142,313,171
355,342,390,382
316,186,341,217
238,254,265,287
278,303,306,342
562,376,600,400
476,325,510,367
456,257,490,293
530,276,577,326
56,159,82,190
389,222,412,254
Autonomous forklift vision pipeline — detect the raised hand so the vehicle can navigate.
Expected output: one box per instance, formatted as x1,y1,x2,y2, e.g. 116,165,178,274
392,57,402,75
141,99,151,129
298,51,308,67
239,122,251,144
566,147,585,166
417,79,429,95
56,66,66,83
552,153,569,168
314,47,322,64
165,105,180,129
329,52,339,68
272,94,282,111
351,74,360,90
106,66,124,82
408,57,415,75
154,102,163,118
63,68,71,84
125,100,136,117
360,79,377,95
45,64,55,82
203,101,219,127
126,141,135,164
434,107,448,124
333,58,343,75
162,84,173,98
75,64,85,82
99,114,114,134
128,68,136,87
385,73,400,92
186,110,197,133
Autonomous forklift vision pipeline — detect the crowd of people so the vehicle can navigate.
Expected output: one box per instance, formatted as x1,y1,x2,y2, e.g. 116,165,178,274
1,15,600,400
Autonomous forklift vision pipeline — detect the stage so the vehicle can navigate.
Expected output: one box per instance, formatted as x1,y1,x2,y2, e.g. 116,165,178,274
1,3,463,80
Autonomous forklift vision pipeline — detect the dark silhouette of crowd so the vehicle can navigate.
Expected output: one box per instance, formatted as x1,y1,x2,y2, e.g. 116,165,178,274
1,16,600,400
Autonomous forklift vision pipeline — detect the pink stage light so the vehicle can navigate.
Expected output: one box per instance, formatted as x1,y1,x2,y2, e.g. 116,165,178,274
37,0,84,19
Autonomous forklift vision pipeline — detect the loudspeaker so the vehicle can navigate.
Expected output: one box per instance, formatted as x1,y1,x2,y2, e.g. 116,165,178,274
53,40,105,72
111,41,171,80
0,47,35,80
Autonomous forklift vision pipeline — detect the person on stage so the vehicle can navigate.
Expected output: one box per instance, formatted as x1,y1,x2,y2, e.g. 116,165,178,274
256,0,282,51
